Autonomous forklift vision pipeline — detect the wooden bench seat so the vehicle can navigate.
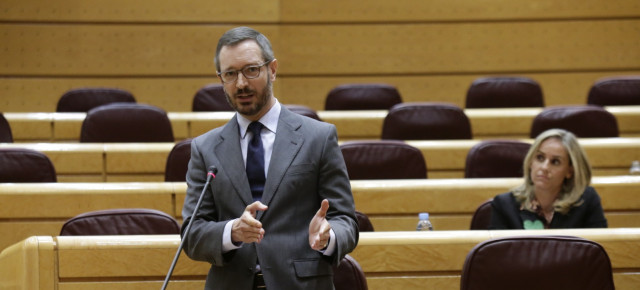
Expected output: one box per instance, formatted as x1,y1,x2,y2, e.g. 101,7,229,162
1,229,639,289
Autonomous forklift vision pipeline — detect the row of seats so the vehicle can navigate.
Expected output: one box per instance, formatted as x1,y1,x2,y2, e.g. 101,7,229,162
3,76,635,142
182,75,640,111
51,75,640,113
0,103,321,143
466,75,640,108
55,207,366,290
0,139,530,183
3,231,621,290
326,75,639,110
55,208,615,289
0,101,623,144
3,79,631,290
189,84,622,139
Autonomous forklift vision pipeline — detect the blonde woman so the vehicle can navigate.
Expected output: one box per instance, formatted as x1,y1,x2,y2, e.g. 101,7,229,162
490,129,608,229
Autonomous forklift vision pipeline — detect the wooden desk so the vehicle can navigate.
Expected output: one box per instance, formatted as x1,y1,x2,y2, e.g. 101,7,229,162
0,182,180,251
0,143,175,182
318,106,640,140
1,137,639,181
406,137,640,178
1,229,639,289
5,106,640,142
349,176,640,231
2,176,638,252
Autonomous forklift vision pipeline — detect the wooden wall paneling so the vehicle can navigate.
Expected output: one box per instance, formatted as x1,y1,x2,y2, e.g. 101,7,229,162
1,2,638,113
0,77,219,112
279,0,640,22
4,0,639,23
0,0,280,23
277,21,640,75
0,24,275,76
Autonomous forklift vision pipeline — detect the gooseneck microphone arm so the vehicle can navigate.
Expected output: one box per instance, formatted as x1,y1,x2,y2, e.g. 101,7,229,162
161,165,218,290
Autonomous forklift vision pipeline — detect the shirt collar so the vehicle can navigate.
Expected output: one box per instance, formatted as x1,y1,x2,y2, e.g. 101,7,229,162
238,99,281,139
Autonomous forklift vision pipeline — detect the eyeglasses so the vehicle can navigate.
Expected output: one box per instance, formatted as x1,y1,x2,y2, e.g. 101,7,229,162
217,60,272,84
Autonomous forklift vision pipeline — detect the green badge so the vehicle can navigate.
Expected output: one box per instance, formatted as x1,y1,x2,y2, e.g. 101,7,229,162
523,220,544,229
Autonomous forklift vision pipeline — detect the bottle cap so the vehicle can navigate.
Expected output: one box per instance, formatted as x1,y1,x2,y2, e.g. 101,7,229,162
419,212,429,220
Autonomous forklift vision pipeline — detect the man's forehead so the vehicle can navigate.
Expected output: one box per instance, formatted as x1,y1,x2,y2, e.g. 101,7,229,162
219,40,262,69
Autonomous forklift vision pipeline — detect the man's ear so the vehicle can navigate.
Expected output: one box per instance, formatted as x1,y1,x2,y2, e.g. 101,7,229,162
269,59,278,81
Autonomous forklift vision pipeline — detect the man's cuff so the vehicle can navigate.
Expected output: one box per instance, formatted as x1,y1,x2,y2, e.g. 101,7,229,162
320,229,336,256
222,219,242,253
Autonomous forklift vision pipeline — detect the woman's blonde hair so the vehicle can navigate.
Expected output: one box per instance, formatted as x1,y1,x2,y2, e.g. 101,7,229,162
513,128,592,214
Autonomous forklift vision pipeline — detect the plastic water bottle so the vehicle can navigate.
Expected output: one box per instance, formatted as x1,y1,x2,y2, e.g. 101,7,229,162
416,212,434,231
631,160,640,175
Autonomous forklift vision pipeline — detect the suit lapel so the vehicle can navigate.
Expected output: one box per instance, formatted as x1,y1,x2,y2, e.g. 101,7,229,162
214,116,253,206
257,108,304,219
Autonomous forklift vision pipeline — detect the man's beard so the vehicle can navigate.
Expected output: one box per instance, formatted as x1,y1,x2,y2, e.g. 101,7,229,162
225,77,272,117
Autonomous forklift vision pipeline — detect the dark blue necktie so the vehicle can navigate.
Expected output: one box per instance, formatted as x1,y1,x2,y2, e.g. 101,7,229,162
246,121,265,201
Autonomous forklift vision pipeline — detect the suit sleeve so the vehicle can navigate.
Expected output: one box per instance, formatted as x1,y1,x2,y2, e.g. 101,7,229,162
181,137,229,266
581,186,608,228
317,125,359,265
489,193,518,230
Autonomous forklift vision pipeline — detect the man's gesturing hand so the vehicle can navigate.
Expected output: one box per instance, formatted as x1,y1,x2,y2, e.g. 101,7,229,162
232,201,268,244
309,199,332,250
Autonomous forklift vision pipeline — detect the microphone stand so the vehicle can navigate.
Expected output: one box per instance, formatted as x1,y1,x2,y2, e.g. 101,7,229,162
161,166,217,290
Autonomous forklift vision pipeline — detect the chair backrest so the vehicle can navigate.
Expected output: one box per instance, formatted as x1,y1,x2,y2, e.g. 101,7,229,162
284,104,322,121
587,76,640,106
465,76,544,108
80,103,174,142
469,199,493,230
464,140,531,178
332,254,368,290
0,148,57,182
60,208,180,235
460,235,615,290
192,83,233,111
56,87,136,112
530,105,619,138
355,210,374,232
0,112,13,142
325,83,402,110
340,140,427,179
382,102,472,140
165,138,192,182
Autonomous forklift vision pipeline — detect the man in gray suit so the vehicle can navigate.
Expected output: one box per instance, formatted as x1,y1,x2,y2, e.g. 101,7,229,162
181,26,359,289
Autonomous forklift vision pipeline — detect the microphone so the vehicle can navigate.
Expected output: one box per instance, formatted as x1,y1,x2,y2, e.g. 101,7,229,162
161,165,218,290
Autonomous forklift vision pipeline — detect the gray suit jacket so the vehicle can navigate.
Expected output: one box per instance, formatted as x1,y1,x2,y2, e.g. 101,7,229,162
182,106,359,290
